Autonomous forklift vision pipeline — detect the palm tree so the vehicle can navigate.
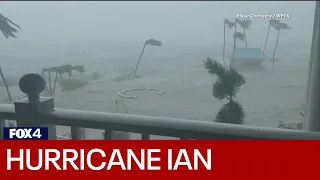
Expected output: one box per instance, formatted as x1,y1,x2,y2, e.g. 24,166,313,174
0,14,20,102
52,65,85,94
272,22,290,66
232,18,243,59
223,19,235,63
231,31,246,67
203,58,246,124
238,19,251,48
134,39,162,77
42,65,86,95
263,19,280,54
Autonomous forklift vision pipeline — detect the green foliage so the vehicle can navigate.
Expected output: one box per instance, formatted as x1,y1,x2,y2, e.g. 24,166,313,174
224,19,235,28
0,14,20,38
274,22,290,31
203,58,246,124
238,19,251,30
215,101,245,124
203,58,245,100
269,19,280,28
270,19,290,31
233,32,246,41
145,39,162,46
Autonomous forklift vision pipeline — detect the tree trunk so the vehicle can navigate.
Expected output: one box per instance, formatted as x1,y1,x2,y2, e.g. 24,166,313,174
263,24,271,54
53,72,58,95
134,44,147,77
272,30,281,67
59,73,64,80
244,28,247,48
230,96,235,116
232,23,237,67
223,24,226,64
48,71,53,94
0,66,12,102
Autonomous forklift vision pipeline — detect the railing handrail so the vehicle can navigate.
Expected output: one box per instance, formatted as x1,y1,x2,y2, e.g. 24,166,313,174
1,103,320,139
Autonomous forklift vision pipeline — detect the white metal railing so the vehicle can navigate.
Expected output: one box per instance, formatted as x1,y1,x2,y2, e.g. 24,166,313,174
0,73,320,141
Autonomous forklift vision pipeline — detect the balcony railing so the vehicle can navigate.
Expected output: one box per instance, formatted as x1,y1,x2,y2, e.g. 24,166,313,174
0,73,320,140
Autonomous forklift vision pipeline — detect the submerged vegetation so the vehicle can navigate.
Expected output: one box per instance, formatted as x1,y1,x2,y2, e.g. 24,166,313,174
42,64,86,95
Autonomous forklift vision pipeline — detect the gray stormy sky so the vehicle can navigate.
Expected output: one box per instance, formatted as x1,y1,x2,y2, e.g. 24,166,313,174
0,1,316,59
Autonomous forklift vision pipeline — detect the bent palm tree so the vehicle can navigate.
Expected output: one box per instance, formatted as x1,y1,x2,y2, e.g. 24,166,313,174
0,14,20,38
203,58,246,124
232,18,242,59
238,19,251,48
42,64,72,95
272,22,290,66
231,32,246,67
223,19,235,63
134,39,162,77
72,65,85,74
263,19,280,54
0,14,20,102
42,64,85,95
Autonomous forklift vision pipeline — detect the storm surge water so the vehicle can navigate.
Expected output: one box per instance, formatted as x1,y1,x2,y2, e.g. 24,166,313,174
0,1,315,138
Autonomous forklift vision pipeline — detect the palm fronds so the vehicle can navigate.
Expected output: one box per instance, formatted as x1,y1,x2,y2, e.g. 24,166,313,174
239,19,251,29
203,59,246,124
203,57,226,77
212,68,245,100
224,19,235,28
0,14,20,38
0,14,20,102
203,58,246,100
215,101,245,124
275,22,290,30
145,39,162,46
269,19,280,26
72,65,85,74
235,18,242,24
269,19,284,30
234,32,246,41
271,21,290,66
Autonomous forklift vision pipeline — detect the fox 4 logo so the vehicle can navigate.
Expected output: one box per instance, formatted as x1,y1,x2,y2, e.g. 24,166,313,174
9,128,42,139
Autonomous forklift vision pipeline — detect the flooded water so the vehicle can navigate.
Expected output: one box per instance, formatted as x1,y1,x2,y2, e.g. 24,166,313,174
0,1,315,138
0,46,309,139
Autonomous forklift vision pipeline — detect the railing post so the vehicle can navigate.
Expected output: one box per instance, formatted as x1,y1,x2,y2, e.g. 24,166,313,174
305,1,320,132
14,73,57,139
304,1,320,129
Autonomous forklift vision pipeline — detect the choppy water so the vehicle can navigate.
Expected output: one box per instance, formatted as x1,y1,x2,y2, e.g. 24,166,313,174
0,1,315,138
0,44,309,139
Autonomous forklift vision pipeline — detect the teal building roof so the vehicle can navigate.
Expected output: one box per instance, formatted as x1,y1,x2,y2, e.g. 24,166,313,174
233,48,265,61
